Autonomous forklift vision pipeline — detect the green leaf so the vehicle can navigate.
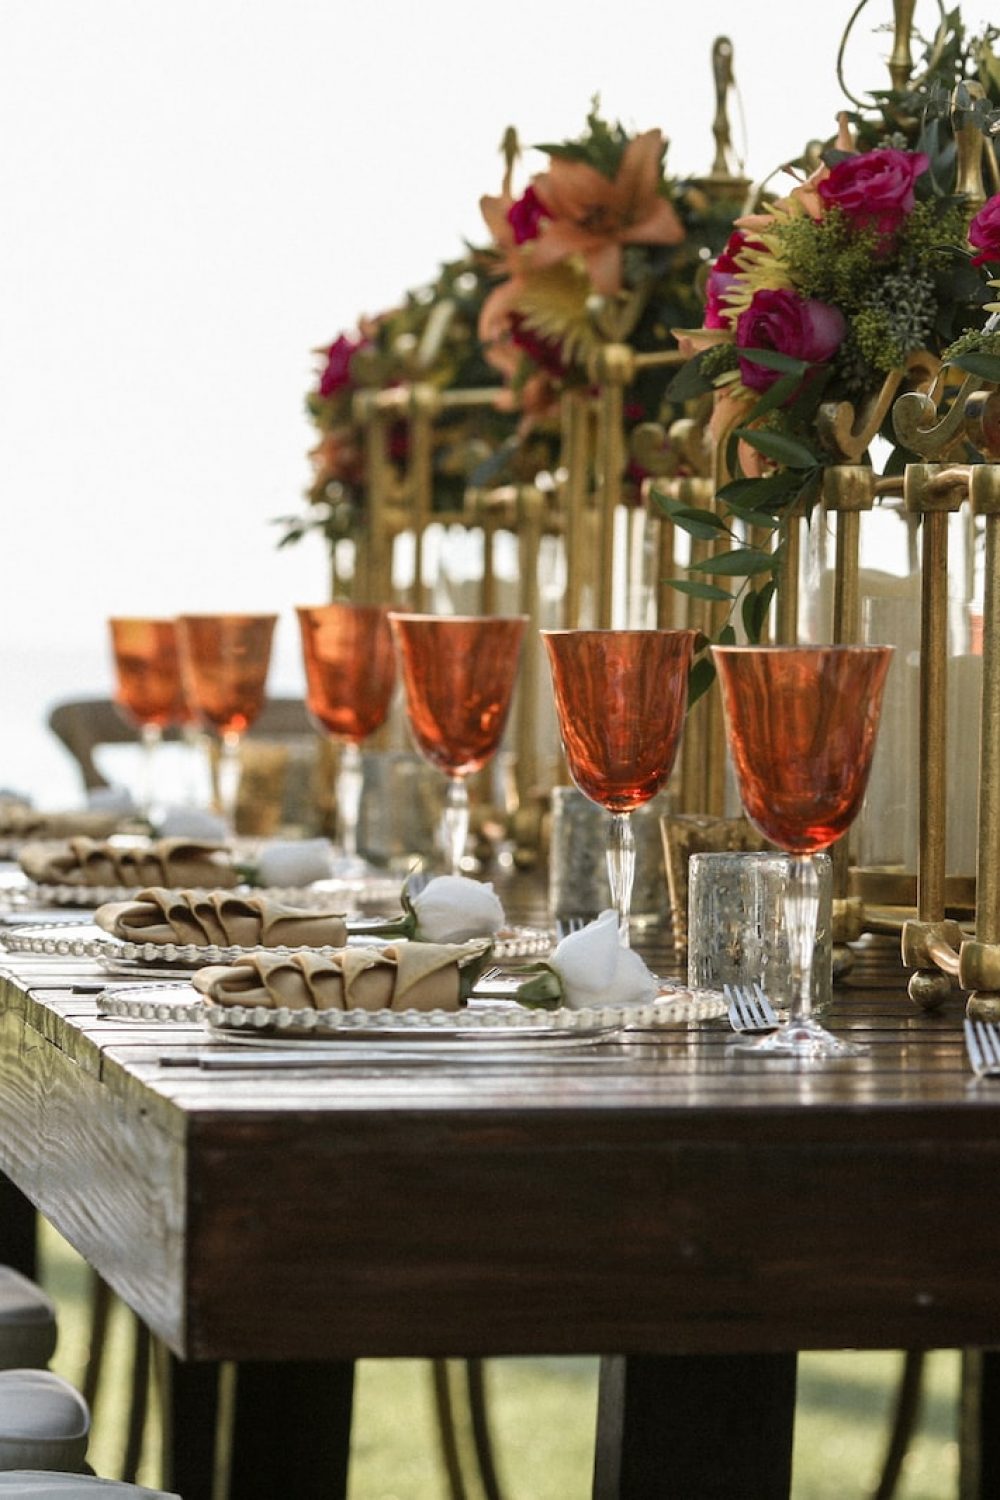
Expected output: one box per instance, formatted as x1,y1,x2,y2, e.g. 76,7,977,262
665,350,714,401
663,504,732,541
687,655,716,708
717,623,737,647
723,505,782,531
666,578,734,602
690,547,776,578
744,372,804,424
952,351,1000,383
716,471,802,510
514,969,565,1010
743,579,777,642
737,348,810,376
733,427,820,469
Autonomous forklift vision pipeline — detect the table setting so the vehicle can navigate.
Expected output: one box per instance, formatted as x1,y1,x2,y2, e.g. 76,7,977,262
14,11,1000,1496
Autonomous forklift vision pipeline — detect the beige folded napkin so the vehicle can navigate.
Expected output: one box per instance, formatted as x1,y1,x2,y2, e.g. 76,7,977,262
19,837,240,890
192,940,490,1012
0,806,123,842
94,888,349,949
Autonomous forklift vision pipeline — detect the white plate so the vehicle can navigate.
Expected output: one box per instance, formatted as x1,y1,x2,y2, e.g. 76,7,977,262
0,921,346,973
97,983,202,1024
200,987,725,1039
1,920,551,977
6,879,400,910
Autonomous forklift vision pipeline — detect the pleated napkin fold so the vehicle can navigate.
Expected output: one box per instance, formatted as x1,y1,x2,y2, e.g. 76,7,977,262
1,807,123,842
94,888,349,949
19,837,240,890
192,940,491,1012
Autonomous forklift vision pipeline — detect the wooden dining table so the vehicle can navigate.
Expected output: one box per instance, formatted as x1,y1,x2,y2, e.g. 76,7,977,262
1,895,999,1499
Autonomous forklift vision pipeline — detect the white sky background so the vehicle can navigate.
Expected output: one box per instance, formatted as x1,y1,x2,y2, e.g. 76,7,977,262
0,0,979,801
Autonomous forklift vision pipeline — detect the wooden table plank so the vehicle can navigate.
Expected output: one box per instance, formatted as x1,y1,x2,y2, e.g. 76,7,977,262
1,912,996,1498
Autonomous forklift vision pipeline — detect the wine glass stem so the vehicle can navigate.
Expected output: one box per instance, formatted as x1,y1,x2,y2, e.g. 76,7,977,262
138,722,162,822
442,777,469,876
337,741,364,861
607,811,636,946
784,853,819,1025
217,730,242,832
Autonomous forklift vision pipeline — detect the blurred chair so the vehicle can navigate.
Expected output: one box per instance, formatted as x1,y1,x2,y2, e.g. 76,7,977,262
0,1478,179,1498
0,1372,88,1474
47,699,317,793
0,1272,56,1375
47,698,327,835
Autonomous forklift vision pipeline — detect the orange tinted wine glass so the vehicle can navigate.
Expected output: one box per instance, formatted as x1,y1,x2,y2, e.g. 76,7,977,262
109,618,191,818
176,614,277,831
389,613,527,874
543,629,697,943
297,603,396,876
713,644,893,1058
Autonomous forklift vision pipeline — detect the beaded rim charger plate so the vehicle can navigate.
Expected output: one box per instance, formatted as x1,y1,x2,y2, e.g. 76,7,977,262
1,920,552,977
93,982,725,1037
4,877,403,911
200,987,725,1039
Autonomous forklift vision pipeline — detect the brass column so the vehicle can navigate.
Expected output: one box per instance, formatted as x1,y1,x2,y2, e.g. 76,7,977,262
408,383,438,612
593,345,635,627
905,464,966,1008
961,467,1000,1016
561,393,591,628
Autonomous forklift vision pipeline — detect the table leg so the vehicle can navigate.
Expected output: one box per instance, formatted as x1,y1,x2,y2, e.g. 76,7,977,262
0,1174,35,1277
959,1349,1000,1499
162,1356,355,1500
593,1353,797,1500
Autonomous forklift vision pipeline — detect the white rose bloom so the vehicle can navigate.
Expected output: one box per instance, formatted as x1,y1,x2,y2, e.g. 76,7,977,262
410,875,506,942
255,839,336,888
549,909,659,1009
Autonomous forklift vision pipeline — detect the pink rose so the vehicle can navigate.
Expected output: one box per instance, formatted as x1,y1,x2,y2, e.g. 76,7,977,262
705,230,756,328
970,195,1000,266
318,334,364,398
817,148,929,237
736,289,846,391
507,186,551,245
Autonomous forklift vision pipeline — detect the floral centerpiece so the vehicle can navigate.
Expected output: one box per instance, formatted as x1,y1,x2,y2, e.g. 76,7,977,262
661,14,1000,658
280,251,561,557
477,104,742,491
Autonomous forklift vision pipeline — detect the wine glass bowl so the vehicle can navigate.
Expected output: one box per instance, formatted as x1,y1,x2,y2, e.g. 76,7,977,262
713,644,893,1059
714,646,893,854
109,618,190,731
176,613,277,831
389,613,527,873
297,603,396,875
543,629,697,942
108,617,191,818
176,614,276,737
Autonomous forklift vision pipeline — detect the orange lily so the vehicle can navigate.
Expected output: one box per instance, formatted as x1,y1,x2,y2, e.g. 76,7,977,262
478,190,530,344
529,129,685,295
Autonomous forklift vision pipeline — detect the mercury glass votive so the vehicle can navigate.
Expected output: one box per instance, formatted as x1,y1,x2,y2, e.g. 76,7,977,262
687,850,833,1013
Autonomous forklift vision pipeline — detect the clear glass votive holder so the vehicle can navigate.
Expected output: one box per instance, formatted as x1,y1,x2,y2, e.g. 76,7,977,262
687,850,834,1013
549,785,671,924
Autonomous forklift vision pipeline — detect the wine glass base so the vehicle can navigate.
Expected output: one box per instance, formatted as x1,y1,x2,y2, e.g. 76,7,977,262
730,1018,866,1060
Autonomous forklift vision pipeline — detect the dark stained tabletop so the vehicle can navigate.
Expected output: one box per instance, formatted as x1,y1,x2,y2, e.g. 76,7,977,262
0,900,998,1368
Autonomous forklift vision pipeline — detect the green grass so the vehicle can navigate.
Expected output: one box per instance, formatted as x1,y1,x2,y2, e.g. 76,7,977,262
37,1222,961,1498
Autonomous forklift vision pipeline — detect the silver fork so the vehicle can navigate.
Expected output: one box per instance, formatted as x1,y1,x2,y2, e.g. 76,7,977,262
725,982,779,1035
964,1017,1000,1077
554,915,589,942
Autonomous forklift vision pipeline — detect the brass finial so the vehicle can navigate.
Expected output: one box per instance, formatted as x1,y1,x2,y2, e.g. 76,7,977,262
710,36,740,178
954,81,988,213
500,126,520,198
889,0,917,91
